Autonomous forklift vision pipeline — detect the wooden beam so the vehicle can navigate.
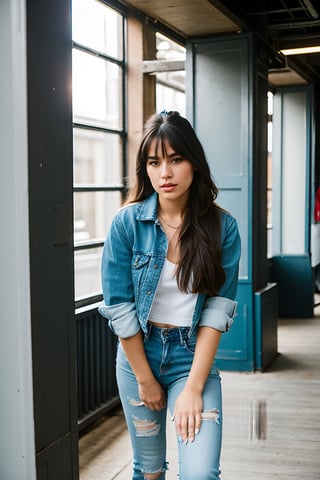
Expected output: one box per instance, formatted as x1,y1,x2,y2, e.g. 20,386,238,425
127,16,144,188
143,59,185,73
143,25,156,122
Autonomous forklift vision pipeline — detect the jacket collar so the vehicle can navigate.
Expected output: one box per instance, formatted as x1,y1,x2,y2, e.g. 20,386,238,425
136,192,158,221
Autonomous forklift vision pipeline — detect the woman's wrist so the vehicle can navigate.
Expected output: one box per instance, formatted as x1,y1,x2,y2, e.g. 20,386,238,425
137,372,157,385
184,379,204,394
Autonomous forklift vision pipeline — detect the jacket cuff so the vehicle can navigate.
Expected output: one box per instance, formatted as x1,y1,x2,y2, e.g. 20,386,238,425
98,302,141,338
198,296,238,332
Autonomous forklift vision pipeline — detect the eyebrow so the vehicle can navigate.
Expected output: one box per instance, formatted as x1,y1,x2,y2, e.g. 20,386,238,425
147,151,179,160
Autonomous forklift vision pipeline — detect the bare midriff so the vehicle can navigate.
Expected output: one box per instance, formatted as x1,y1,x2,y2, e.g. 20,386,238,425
148,320,177,329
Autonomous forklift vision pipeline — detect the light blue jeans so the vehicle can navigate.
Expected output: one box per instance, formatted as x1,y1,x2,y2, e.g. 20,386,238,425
116,323,223,479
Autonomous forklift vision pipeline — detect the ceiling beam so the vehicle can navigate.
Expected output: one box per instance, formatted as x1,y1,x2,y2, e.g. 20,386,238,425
143,60,185,73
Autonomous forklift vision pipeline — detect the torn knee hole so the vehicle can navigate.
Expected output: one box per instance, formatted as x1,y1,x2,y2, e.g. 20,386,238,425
144,472,162,480
127,396,144,407
201,408,220,423
132,416,161,437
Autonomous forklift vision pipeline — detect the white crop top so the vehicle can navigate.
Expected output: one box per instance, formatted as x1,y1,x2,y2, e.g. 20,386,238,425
148,259,198,327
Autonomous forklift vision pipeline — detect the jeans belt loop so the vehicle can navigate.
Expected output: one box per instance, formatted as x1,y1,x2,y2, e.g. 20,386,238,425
144,322,152,341
179,327,185,346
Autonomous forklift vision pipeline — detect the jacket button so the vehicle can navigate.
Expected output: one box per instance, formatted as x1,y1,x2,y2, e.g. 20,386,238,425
146,291,152,295
154,264,158,269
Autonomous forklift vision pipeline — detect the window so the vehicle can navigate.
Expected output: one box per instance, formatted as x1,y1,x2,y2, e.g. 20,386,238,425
72,0,126,306
267,90,273,258
155,32,186,115
72,4,186,306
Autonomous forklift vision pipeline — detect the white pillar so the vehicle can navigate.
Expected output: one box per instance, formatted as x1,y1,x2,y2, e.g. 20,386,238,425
0,0,36,478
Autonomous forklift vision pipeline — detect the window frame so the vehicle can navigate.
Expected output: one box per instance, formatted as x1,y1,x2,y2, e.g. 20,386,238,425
72,1,127,309
72,0,186,309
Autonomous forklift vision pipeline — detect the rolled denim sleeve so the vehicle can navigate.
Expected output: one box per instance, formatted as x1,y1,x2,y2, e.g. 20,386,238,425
199,296,237,332
98,302,140,338
99,212,140,338
198,213,241,332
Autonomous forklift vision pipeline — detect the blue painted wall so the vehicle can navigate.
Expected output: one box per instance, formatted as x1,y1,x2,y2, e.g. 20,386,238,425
187,33,278,371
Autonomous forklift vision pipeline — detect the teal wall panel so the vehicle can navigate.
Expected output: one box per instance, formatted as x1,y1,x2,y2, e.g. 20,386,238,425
188,37,251,282
271,86,315,319
187,35,254,371
187,33,276,371
216,283,254,371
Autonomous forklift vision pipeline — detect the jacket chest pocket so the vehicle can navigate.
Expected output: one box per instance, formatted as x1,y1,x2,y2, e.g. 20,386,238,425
132,254,151,289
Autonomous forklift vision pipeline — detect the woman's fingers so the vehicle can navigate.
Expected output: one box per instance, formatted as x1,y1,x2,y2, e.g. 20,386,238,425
142,398,165,411
175,414,202,443
195,413,201,436
187,415,195,442
146,392,167,411
138,381,166,411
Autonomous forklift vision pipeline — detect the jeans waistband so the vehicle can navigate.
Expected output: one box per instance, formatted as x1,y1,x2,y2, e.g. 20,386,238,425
146,322,191,344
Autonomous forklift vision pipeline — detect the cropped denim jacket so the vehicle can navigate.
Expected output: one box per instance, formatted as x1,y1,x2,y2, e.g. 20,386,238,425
99,192,241,339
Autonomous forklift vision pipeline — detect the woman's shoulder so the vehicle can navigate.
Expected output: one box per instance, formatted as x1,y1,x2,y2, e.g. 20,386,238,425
115,193,158,223
114,200,143,221
107,202,144,243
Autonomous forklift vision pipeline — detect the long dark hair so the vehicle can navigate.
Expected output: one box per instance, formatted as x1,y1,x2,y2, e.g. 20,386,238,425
126,111,225,296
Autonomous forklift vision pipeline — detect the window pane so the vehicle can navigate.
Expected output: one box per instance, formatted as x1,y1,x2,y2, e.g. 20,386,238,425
156,32,185,62
74,191,122,243
73,128,122,185
74,247,103,299
72,49,122,129
156,81,186,117
155,32,186,115
72,0,123,59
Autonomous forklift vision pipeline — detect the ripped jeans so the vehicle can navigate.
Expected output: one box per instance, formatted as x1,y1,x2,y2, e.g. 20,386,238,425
116,323,223,480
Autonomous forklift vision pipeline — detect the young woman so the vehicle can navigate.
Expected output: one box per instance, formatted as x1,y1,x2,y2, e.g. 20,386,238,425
99,111,241,480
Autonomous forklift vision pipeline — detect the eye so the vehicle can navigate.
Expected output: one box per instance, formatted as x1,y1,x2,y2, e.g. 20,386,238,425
147,159,159,167
171,156,183,164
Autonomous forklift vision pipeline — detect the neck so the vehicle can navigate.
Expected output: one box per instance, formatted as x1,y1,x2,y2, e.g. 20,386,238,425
158,208,183,227
158,197,187,218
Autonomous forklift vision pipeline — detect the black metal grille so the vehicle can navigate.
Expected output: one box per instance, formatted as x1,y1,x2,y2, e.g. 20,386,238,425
245,0,320,38
76,305,119,431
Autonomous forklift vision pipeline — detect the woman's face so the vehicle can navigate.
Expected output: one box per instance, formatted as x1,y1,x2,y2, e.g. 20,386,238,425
146,138,195,208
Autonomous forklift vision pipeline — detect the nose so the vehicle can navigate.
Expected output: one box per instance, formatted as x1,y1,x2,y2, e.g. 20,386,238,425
160,161,172,179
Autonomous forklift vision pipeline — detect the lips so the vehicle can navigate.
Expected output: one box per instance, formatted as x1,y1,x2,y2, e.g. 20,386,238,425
160,183,177,192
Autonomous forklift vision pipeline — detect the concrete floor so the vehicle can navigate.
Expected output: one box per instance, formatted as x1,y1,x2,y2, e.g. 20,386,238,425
79,296,320,479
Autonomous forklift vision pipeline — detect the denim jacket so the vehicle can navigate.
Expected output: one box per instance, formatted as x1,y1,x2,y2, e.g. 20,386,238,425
99,192,241,339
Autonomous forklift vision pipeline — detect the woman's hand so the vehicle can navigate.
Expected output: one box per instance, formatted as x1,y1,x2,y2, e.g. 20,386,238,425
138,377,166,411
173,327,222,443
119,333,166,411
174,387,203,443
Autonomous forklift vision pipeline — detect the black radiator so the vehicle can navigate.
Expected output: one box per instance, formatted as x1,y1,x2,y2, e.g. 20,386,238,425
76,304,119,431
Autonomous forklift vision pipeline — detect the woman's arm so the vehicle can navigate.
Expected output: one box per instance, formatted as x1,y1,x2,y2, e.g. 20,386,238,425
198,215,240,332
174,215,240,442
174,326,221,443
99,210,166,409
99,213,141,338
120,331,166,411
100,211,166,409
